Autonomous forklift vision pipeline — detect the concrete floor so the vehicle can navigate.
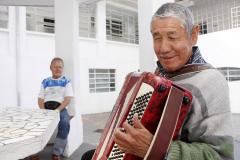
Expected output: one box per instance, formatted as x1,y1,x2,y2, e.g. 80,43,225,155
22,112,240,160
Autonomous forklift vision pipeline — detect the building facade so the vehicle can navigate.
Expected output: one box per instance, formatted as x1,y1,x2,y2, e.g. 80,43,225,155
1,0,240,158
0,0,139,114
0,0,240,114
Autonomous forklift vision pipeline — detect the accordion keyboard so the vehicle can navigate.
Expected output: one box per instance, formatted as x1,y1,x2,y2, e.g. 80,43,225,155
108,83,154,160
127,91,152,125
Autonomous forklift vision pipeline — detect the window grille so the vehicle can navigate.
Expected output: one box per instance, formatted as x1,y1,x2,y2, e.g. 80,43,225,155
89,68,116,93
79,4,96,38
26,7,55,33
199,21,208,34
218,67,240,82
109,0,137,9
231,6,240,28
187,0,240,35
106,3,139,44
26,5,97,37
0,6,8,29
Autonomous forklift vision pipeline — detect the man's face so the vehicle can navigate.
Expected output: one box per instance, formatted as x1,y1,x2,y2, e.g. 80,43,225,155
151,17,197,72
50,60,64,79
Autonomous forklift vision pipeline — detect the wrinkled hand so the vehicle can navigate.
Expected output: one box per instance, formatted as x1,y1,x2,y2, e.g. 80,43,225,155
114,114,153,158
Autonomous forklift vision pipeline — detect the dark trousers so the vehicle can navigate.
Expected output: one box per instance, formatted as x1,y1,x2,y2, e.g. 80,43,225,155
81,149,95,160
44,101,70,155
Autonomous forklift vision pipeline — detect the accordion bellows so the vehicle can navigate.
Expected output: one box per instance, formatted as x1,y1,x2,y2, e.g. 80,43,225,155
92,72,192,160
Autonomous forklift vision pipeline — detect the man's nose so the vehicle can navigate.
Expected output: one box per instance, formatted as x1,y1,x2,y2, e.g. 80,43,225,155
159,39,171,54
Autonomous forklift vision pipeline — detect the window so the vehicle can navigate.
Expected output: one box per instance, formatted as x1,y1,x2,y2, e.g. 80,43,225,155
188,0,240,34
26,7,55,33
0,6,8,29
199,21,208,34
89,69,116,93
79,4,96,38
43,17,54,33
231,6,240,28
218,67,240,82
106,19,123,37
106,2,138,44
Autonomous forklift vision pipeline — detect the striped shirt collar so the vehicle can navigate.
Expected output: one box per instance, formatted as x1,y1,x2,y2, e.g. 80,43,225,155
157,46,207,77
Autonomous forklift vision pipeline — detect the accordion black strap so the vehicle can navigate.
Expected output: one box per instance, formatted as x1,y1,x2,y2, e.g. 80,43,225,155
145,86,184,160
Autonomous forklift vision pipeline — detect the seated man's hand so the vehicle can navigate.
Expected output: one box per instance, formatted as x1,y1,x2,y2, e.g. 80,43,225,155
54,108,60,112
114,114,153,158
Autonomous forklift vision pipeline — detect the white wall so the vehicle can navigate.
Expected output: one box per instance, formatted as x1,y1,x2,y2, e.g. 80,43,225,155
78,39,139,114
0,30,17,107
1,21,240,114
197,28,240,68
138,0,174,72
20,32,55,108
229,82,240,113
0,30,139,114
197,28,240,113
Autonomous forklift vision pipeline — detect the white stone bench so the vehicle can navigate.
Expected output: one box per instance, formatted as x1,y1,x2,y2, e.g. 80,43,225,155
0,107,59,160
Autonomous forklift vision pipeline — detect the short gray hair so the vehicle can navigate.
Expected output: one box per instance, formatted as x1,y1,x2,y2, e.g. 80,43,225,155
151,3,195,36
50,57,64,67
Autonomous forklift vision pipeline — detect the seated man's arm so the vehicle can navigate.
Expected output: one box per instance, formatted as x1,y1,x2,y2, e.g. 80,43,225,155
38,83,45,109
56,96,72,112
38,98,45,109
55,81,74,112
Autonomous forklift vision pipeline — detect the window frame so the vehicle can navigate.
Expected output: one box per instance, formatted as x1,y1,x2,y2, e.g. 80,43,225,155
89,68,116,93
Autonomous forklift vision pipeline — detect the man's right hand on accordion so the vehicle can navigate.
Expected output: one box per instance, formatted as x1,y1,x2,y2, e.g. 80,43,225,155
114,114,153,158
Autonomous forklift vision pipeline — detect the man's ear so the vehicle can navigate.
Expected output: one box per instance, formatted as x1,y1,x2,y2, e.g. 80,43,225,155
191,25,199,45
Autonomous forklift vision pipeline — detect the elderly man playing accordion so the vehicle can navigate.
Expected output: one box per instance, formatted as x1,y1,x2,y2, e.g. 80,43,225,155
114,2,234,160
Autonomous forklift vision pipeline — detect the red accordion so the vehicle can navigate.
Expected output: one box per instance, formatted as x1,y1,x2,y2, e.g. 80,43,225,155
92,72,192,160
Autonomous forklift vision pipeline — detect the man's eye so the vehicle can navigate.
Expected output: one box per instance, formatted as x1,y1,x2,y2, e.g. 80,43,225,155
169,36,177,40
154,37,162,40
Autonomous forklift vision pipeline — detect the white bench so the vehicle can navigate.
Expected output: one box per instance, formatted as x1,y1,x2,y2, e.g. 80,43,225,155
0,107,59,160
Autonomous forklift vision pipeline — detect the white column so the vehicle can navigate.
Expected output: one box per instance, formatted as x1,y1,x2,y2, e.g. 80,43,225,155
138,0,174,72
55,0,79,83
15,7,27,107
54,0,83,157
7,6,28,108
96,0,106,56
8,6,18,106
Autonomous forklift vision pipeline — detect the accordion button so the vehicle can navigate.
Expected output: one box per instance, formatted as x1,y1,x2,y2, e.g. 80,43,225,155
183,96,190,104
158,84,166,92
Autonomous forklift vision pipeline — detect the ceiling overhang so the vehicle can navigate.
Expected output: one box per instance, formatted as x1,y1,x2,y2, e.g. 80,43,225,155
0,0,101,6
0,0,54,6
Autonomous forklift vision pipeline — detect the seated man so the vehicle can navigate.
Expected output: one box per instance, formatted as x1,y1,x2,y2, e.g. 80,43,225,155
35,57,73,160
